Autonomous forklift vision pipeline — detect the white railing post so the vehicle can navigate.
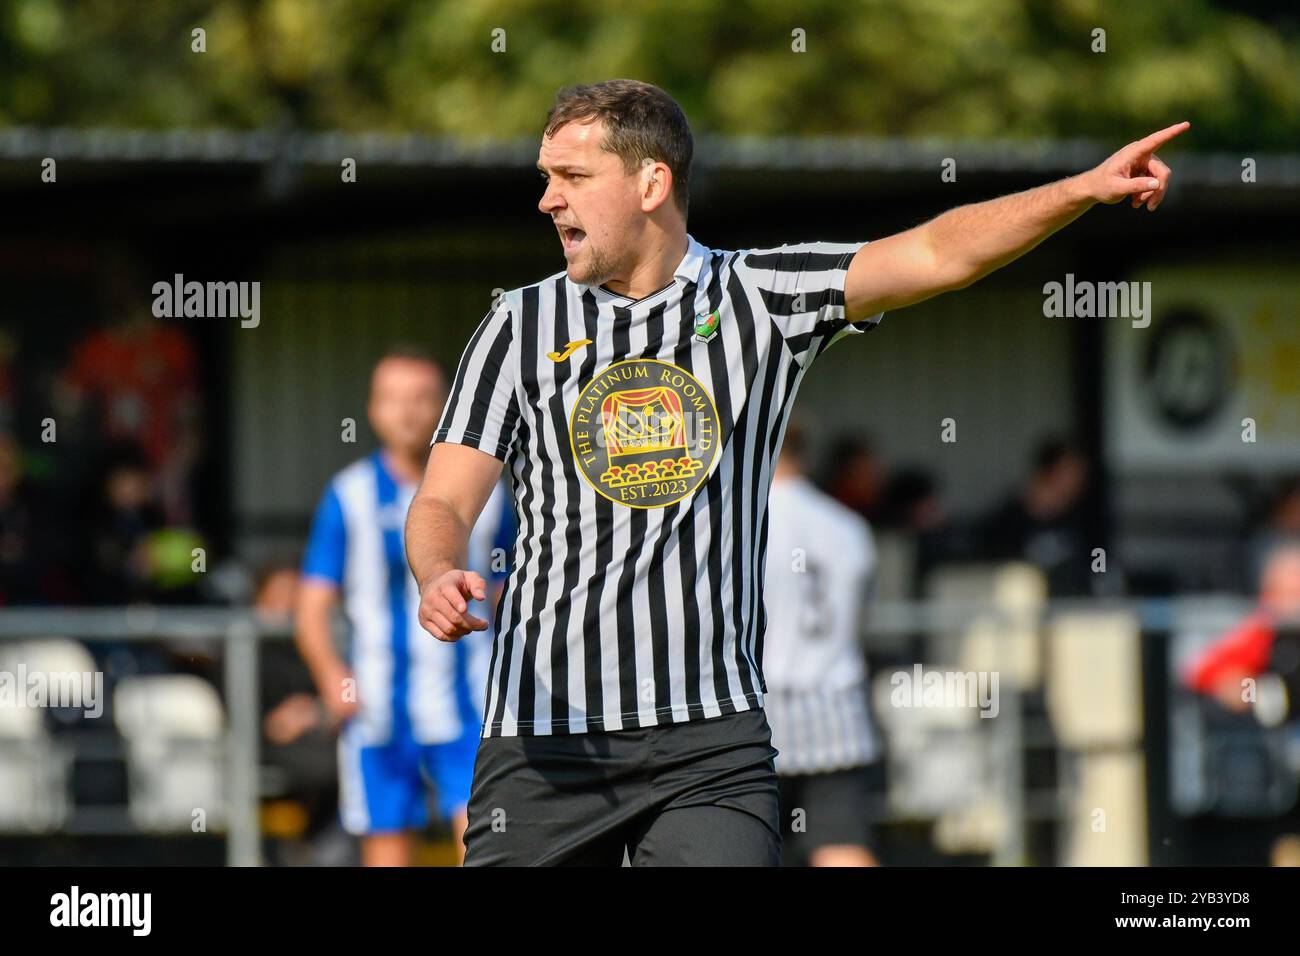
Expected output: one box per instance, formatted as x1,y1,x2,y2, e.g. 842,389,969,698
224,618,261,867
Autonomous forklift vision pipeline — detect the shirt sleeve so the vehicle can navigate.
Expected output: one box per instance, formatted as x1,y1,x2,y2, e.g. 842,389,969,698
301,485,346,587
433,301,521,460
736,240,883,367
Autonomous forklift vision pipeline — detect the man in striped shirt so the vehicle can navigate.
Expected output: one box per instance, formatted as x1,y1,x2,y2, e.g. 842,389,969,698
405,79,1186,866
763,420,882,867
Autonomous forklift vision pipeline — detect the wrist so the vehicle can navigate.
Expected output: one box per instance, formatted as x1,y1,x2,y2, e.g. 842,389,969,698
308,657,346,692
1065,170,1101,208
419,562,457,591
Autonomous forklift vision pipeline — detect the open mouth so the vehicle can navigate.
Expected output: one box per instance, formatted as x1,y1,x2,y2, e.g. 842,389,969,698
558,224,586,254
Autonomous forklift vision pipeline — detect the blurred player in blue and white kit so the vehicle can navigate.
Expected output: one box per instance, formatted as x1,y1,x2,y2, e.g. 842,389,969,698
295,347,512,866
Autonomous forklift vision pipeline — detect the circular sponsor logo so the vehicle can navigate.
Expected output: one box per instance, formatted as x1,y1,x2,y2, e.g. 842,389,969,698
1141,306,1234,432
569,359,720,508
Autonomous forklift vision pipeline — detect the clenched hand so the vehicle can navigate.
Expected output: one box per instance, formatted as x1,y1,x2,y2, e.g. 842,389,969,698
418,568,489,641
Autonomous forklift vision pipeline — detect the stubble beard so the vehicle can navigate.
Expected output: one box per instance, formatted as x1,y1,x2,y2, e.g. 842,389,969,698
570,236,627,288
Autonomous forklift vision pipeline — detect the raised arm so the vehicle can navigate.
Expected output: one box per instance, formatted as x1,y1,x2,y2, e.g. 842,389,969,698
406,441,505,641
843,122,1190,321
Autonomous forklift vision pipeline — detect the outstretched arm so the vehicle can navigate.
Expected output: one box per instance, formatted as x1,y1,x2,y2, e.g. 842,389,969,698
844,122,1190,321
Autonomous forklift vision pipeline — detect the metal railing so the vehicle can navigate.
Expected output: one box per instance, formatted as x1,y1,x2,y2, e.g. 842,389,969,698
0,608,278,866
0,596,1265,866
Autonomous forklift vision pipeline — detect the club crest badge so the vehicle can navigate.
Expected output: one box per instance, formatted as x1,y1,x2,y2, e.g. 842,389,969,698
569,359,720,508
694,309,721,342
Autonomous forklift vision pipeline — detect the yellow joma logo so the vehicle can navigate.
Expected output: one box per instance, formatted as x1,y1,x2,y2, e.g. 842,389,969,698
547,339,592,362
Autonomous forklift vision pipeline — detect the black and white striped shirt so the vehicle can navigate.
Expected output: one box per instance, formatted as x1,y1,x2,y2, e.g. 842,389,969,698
434,235,882,737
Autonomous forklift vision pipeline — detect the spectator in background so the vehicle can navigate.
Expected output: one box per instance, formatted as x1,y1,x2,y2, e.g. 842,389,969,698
1186,542,1300,868
0,434,83,604
259,562,330,749
877,467,974,597
81,441,208,606
1187,542,1300,714
76,446,186,711
821,434,887,526
253,561,351,867
1244,477,1300,594
975,437,1095,596
59,304,200,525
86,444,166,604
879,469,943,534
0,435,44,604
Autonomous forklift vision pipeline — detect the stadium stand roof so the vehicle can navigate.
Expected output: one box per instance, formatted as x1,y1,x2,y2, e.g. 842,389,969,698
0,127,1296,187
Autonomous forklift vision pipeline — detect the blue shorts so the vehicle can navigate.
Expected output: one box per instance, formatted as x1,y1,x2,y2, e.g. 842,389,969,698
338,722,480,835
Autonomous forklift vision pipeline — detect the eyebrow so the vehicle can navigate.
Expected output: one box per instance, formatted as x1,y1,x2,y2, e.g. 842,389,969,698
536,163,589,175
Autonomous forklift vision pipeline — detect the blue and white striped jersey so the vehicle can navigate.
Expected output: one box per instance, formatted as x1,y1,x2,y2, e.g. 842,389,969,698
302,451,513,746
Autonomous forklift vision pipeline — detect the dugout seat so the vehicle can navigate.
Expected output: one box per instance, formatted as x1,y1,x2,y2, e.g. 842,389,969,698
1046,610,1147,865
114,674,226,831
0,639,79,832
873,563,1047,856
924,562,1046,689
872,668,994,819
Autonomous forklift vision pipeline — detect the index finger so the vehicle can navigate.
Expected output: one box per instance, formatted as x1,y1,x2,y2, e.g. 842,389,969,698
1135,121,1190,153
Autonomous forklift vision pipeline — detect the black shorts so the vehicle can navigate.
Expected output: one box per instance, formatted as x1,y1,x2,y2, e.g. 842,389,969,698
463,709,781,866
777,762,881,866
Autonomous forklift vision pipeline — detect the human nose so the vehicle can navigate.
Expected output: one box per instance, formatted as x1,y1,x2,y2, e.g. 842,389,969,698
538,179,565,215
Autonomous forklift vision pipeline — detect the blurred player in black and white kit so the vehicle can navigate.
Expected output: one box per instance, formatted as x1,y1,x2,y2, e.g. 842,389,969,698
763,420,882,866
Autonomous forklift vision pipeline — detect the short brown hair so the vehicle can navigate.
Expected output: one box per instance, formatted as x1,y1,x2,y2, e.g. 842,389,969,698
371,345,445,392
544,80,693,219
379,343,438,367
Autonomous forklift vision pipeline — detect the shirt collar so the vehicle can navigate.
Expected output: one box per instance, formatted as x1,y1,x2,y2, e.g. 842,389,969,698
673,233,708,285
587,234,708,301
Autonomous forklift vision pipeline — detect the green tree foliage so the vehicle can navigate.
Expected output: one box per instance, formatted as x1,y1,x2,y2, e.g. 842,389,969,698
1,0,1295,147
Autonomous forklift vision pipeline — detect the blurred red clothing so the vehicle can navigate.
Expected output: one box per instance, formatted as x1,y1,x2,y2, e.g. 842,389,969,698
1187,611,1276,694
65,324,196,468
